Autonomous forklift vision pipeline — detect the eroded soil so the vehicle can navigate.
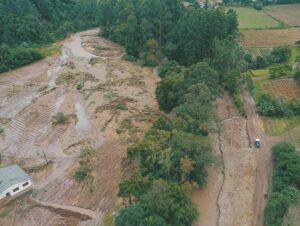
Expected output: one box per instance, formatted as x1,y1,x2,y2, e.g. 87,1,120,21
0,29,159,226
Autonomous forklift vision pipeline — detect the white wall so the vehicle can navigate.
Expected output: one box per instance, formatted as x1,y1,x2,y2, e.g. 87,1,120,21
0,180,32,199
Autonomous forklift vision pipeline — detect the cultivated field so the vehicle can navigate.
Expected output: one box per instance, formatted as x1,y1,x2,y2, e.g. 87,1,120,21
241,28,300,47
265,4,300,27
262,79,300,100
226,6,282,29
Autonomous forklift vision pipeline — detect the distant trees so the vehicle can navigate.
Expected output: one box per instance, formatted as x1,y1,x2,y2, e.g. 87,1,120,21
0,0,98,72
0,44,42,73
97,0,238,65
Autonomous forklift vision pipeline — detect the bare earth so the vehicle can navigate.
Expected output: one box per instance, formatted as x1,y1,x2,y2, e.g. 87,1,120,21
0,29,159,225
241,28,300,47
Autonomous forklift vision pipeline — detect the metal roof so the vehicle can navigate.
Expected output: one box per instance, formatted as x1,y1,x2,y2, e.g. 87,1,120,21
0,165,31,194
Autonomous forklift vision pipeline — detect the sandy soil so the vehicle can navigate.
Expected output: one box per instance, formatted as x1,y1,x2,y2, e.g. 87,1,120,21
0,28,159,225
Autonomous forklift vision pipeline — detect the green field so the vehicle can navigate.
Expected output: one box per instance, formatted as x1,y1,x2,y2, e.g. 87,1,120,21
263,116,300,136
32,43,61,57
226,6,283,29
251,68,269,77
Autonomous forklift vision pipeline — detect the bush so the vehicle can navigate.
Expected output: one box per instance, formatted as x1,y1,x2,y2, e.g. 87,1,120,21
123,54,136,62
269,64,292,79
158,61,182,78
74,160,90,182
52,112,68,125
256,94,280,117
294,70,300,85
116,102,128,110
0,44,43,73
141,59,158,67
270,46,292,64
253,2,263,10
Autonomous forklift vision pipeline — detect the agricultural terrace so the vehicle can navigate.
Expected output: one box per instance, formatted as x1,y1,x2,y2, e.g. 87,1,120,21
225,6,282,29
265,4,300,27
241,28,300,47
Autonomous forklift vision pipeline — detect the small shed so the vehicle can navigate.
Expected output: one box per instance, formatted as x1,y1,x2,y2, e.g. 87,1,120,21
0,165,32,199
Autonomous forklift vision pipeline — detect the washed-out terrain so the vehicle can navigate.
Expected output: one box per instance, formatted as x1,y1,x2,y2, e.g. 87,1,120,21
0,29,159,225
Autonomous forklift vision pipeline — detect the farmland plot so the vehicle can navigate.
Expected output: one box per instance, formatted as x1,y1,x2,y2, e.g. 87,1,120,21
241,28,300,47
225,6,282,29
265,4,300,27
263,79,300,100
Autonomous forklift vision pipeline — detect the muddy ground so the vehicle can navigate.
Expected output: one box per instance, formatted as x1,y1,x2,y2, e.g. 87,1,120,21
0,29,159,226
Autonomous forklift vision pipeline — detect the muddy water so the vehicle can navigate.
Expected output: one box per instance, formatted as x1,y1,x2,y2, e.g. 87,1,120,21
75,102,91,136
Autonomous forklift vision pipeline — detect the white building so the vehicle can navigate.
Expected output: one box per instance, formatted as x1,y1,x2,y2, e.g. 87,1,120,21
0,165,32,199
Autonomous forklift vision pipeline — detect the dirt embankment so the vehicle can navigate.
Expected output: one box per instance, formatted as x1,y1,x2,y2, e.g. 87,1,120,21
0,29,160,226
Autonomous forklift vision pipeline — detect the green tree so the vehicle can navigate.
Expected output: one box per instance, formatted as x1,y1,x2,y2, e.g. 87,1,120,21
140,179,198,226
116,204,145,226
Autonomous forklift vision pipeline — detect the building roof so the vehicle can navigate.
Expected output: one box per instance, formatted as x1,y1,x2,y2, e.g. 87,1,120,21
0,165,31,194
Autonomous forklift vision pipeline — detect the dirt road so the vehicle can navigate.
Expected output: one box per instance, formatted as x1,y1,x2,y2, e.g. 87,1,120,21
0,28,159,225
193,91,273,226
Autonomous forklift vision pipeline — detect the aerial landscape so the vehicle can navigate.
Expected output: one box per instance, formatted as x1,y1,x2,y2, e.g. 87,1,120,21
0,0,300,226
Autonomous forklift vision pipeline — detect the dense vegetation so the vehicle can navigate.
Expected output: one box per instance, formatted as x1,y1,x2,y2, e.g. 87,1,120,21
246,46,292,70
0,0,98,72
97,0,238,66
97,1,250,225
224,0,300,6
264,142,300,226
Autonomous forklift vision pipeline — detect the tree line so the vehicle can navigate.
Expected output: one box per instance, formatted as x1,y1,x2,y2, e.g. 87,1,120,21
0,0,98,72
265,142,300,226
97,0,238,66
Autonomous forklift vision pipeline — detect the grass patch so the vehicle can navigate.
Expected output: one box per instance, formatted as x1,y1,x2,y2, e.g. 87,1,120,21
226,6,283,29
252,78,269,100
262,115,300,136
32,43,61,57
251,68,269,77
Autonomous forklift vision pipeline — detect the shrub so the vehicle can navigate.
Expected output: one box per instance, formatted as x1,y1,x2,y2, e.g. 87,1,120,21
74,160,90,182
270,46,292,64
269,64,292,79
52,112,68,125
123,54,136,62
116,102,128,110
158,61,182,78
141,59,158,67
294,70,300,85
253,2,263,10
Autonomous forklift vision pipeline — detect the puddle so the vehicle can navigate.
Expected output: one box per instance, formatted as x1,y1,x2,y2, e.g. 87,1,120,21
54,95,65,112
75,102,91,136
